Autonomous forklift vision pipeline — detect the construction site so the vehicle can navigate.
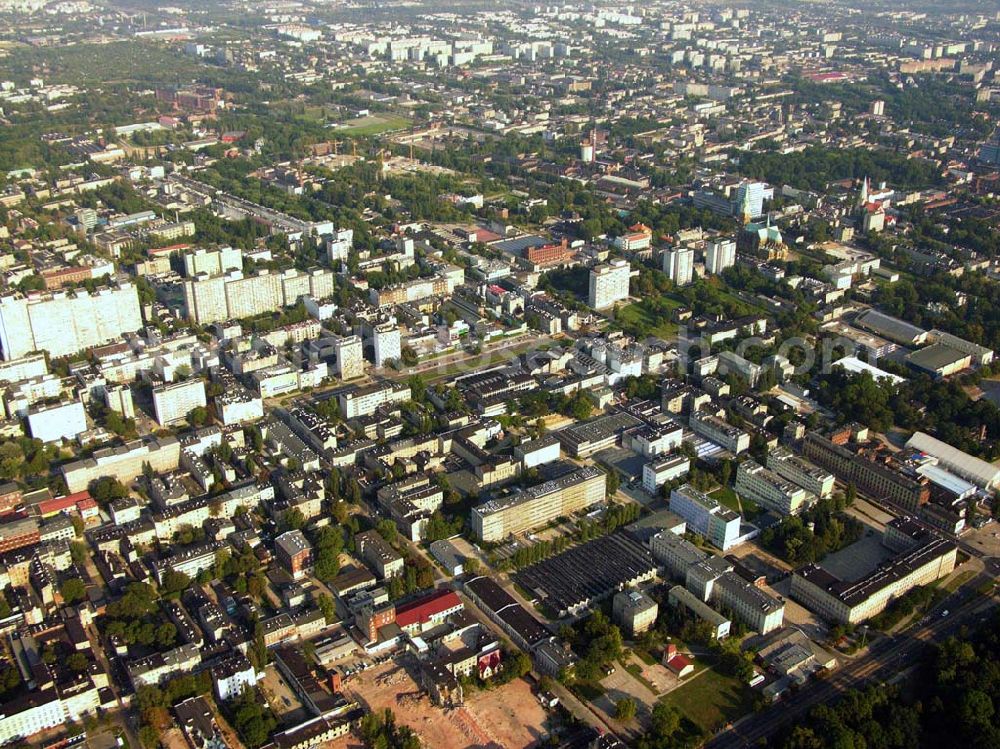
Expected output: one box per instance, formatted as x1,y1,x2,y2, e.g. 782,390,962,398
338,656,554,749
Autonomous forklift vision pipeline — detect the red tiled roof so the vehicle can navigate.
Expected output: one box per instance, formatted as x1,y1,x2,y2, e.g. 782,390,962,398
38,490,93,516
394,589,462,628
666,653,692,673
476,229,502,243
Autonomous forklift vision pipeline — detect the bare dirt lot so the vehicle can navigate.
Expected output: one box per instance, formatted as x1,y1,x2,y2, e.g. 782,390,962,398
342,656,553,749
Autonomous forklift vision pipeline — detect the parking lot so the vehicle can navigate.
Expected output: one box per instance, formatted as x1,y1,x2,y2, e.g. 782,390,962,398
594,664,658,729
963,519,1000,557
821,526,896,582
259,664,307,722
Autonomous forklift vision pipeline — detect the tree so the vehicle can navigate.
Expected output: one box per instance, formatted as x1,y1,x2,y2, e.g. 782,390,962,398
312,525,344,581
615,697,637,721
90,476,129,507
66,653,89,672
281,507,305,532
400,345,418,366
155,623,177,649
60,577,86,604
187,406,210,428
605,469,620,497
316,593,337,624
375,519,398,544
650,702,681,737
160,569,191,596
70,541,88,566
228,687,277,749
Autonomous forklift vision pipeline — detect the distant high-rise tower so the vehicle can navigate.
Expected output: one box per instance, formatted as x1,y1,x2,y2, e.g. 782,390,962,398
870,100,885,117
581,128,597,163
663,247,694,286
739,187,754,225
705,238,736,275
588,259,632,310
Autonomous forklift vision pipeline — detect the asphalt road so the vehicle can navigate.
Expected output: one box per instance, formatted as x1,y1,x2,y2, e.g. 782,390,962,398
705,575,998,749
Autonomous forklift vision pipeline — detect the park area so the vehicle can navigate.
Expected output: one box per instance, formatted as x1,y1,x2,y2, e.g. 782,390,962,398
615,300,680,340
336,657,553,749
656,667,754,734
337,114,410,136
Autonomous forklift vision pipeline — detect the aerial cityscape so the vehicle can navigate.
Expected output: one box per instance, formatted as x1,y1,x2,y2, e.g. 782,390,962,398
0,1,998,748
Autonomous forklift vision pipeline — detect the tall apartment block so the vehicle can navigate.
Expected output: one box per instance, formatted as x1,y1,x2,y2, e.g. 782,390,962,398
662,247,694,286
372,323,402,368
333,336,365,380
588,259,631,310
337,380,411,419
183,246,242,277
182,268,335,324
0,284,142,360
153,379,207,426
326,228,354,264
705,238,736,275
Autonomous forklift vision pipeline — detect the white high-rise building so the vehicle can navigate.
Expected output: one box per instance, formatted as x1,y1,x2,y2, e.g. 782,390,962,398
27,399,87,443
333,336,364,380
0,284,143,361
183,246,242,277
152,379,207,426
372,323,401,368
183,274,228,325
105,384,136,419
705,238,736,275
663,247,694,286
326,228,354,264
182,268,336,324
588,259,632,310
225,271,283,320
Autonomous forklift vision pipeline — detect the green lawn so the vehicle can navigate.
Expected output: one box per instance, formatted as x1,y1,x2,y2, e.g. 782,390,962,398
338,114,410,136
939,570,975,594
710,487,761,520
616,301,679,339
658,668,754,734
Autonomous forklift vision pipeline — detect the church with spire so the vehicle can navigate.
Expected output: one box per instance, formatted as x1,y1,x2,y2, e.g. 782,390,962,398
857,176,888,234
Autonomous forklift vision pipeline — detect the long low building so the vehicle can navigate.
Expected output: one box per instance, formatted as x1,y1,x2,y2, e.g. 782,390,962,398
555,411,644,458
905,430,1000,490
463,575,576,677
471,465,606,542
512,533,657,618
790,529,957,624
62,436,182,493
802,432,929,512
668,585,732,640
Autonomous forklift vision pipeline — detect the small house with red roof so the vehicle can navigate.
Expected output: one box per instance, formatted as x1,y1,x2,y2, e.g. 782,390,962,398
663,643,694,678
